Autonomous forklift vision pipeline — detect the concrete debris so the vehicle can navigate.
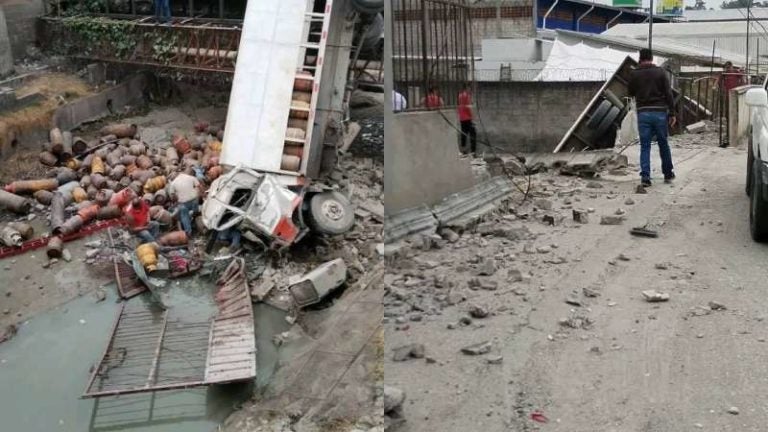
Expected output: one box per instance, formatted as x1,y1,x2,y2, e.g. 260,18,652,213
600,215,624,225
384,385,406,431
94,289,106,302
392,344,426,362
61,248,72,262
655,262,670,270
486,355,503,365
565,295,582,306
727,406,740,415
0,324,17,344
642,290,670,302
469,304,490,319
533,198,553,211
708,301,726,311
686,121,708,134
624,197,635,205
537,245,552,254
573,209,589,224
615,208,626,216
559,315,594,329
586,181,603,189
460,341,492,355
630,226,658,238
439,227,460,243
618,253,631,261
251,280,276,302
475,259,497,276
582,287,600,297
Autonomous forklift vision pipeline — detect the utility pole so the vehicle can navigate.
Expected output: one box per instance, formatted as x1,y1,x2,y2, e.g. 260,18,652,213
747,0,752,74
649,0,654,51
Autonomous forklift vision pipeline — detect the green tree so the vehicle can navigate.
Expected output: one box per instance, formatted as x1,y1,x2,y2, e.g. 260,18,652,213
721,0,752,8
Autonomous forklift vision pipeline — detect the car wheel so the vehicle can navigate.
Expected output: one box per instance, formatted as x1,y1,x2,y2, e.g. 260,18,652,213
307,191,355,236
746,135,754,196
750,160,768,241
587,100,613,129
594,106,621,138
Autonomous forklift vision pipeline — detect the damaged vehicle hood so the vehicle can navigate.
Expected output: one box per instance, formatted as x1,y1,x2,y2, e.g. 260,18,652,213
202,166,300,242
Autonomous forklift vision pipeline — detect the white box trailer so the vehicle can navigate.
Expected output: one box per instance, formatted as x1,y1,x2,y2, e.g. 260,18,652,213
204,0,382,247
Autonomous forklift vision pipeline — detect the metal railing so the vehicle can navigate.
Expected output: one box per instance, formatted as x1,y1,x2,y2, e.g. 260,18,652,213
391,0,474,110
40,15,241,73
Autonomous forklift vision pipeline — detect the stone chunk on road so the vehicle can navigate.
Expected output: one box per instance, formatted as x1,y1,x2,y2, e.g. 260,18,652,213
727,406,740,415
600,215,624,225
461,341,492,355
642,290,670,302
486,355,503,365
392,343,426,361
573,209,589,224
469,304,490,319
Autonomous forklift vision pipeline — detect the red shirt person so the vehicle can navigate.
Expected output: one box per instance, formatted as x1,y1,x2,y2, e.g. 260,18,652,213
421,87,444,109
457,83,478,156
124,197,160,243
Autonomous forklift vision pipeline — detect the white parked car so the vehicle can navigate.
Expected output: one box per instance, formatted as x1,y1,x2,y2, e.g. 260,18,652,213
745,85,768,241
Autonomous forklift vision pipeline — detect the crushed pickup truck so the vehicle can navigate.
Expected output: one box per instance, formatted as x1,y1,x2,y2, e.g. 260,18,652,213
202,166,354,248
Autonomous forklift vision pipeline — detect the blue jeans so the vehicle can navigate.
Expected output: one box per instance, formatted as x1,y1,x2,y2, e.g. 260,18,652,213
136,221,160,243
217,228,242,248
155,0,170,22
638,111,674,180
177,200,198,236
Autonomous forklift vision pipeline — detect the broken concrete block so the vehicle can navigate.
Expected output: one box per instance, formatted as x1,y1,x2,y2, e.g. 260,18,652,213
392,343,425,361
469,304,490,318
586,181,603,189
461,341,492,355
573,209,589,224
475,258,497,276
642,290,670,302
534,198,553,211
686,121,707,134
251,280,276,302
288,259,347,308
600,215,624,225
486,355,503,365
708,300,726,311
384,385,406,414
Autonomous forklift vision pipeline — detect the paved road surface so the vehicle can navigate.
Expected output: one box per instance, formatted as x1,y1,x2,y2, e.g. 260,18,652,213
385,137,768,431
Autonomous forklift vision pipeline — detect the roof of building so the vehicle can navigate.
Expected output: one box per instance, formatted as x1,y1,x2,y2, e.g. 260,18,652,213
557,29,745,65
683,7,768,22
604,20,768,37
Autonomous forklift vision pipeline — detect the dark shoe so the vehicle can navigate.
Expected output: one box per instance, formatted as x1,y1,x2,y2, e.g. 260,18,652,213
641,178,652,187
664,173,675,184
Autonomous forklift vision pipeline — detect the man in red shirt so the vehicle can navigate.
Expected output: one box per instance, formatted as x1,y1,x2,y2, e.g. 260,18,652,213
457,83,477,156
421,86,444,110
124,197,160,243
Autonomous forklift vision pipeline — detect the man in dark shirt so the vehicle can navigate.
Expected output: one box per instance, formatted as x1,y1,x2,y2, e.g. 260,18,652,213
628,48,676,187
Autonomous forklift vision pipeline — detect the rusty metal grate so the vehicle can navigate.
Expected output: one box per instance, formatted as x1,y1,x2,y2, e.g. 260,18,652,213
83,258,256,398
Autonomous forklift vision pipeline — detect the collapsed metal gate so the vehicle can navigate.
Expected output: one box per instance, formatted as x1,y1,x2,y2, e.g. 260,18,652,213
83,258,255,398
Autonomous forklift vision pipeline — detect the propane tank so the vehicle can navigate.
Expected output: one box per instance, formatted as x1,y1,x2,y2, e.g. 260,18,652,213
0,226,22,247
136,243,159,272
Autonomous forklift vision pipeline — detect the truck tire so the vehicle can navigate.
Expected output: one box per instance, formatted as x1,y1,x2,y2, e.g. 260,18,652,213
307,191,355,236
746,134,754,196
750,159,768,241
587,100,612,130
594,106,620,138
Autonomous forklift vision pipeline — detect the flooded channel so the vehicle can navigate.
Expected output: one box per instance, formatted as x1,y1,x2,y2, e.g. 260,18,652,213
0,274,290,431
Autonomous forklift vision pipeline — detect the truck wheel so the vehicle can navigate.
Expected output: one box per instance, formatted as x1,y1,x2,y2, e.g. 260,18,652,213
594,106,620,138
750,160,768,241
307,191,355,236
587,100,612,129
746,137,754,196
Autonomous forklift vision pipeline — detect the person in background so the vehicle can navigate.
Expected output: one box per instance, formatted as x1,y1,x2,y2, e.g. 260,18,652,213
155,0,171,24
421,86,444,110
457,83,478,156
628,48,676,187
392,90,407,113
169,169,204,237
124,197,160,243
719,61,745,148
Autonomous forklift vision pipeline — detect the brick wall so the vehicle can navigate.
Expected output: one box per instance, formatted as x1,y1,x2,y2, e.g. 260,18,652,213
1,0,45,59
474,81,603,153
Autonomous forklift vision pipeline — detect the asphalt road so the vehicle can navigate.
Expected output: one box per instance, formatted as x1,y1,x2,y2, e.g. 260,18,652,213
385,136,768,432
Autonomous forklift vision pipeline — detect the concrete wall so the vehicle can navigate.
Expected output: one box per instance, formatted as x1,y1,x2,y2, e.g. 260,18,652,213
475,80,602,153
729,85,761,147
385,110,475,214
52,73,149,130
1,0,44,59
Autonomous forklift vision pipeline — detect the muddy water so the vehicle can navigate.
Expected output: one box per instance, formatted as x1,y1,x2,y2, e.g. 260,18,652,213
0,281,253,432
253,304,292,389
